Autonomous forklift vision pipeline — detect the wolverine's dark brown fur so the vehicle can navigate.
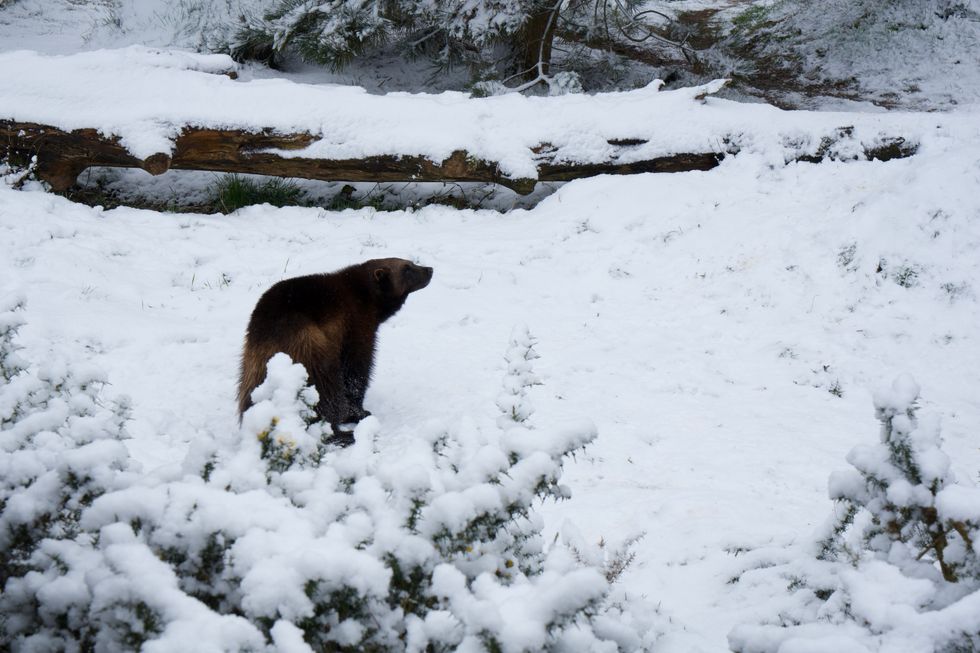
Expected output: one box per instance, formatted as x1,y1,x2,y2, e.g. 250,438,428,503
238,258,433,430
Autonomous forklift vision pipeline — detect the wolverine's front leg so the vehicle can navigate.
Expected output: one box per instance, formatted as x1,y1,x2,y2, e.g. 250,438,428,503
307,363,352,427
310,368,356,447
340,334,376,424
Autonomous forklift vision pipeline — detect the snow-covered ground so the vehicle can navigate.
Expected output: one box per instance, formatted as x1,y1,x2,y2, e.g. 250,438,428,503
3,2,980,651
5,116,980,648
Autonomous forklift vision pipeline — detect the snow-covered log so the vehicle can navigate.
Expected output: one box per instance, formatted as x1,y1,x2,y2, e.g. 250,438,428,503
0,48,928,197
0,120,723,194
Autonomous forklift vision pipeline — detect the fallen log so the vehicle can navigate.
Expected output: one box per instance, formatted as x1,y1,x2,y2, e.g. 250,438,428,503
1,120,724,195
1,119,919,198
0,50,931,206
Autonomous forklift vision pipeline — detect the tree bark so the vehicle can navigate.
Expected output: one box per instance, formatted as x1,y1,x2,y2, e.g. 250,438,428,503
518,2,561,79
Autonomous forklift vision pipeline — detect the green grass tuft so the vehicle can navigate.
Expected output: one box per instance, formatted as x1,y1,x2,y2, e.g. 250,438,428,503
210,175,305,213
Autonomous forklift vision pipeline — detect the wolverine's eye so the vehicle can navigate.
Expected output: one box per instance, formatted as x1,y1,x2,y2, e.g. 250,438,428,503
403,266,416,281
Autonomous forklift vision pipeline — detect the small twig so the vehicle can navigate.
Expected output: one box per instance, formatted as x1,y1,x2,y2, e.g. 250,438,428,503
950,521,974,551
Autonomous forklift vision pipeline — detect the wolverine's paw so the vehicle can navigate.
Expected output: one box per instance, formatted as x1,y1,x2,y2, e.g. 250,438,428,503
342,407,372,423
324,432,355,448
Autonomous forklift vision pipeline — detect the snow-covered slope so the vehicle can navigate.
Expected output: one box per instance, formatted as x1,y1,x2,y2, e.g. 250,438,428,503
734,0,980,111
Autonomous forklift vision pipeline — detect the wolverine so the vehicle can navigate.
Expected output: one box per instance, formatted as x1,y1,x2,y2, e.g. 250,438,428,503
238,258,433,436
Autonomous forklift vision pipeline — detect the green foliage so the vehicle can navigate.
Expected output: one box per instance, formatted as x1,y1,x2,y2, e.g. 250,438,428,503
234,0,405,69
230,23,282,68
827,380,843,397
210,174,305,213
122,602,164,651
272,0,395,69
732,5,771,32
0,297,26,380
257,417,301,472
0,300,137,649
496,326,541,426
231,0,666,92
893,264,919,288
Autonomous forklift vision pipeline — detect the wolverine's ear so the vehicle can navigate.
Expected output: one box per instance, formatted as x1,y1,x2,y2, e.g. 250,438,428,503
373,268,389,283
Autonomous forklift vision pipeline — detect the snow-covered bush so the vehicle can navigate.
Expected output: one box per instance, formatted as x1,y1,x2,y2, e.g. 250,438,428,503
0,298,140,649
729,376,980,652
0,155,41,190
496,325,541,427
817,375,980,581
233,0,542,70
231,0,655,93
1,310,647,651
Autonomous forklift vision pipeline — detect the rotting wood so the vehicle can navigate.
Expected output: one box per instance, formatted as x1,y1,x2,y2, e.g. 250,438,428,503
788,126,919,164
538,152,721,181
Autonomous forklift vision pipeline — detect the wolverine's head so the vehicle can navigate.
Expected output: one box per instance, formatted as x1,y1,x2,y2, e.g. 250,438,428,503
365,258,433,320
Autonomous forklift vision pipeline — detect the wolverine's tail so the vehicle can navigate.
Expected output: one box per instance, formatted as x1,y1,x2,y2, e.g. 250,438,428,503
238,344,272,419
